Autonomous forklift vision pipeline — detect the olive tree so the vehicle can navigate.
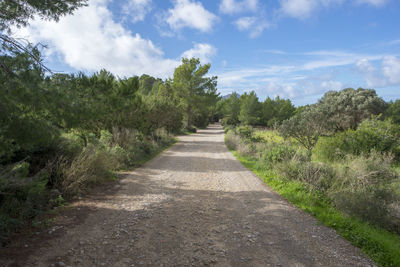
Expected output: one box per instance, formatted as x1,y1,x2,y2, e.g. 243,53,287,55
279,106,329,151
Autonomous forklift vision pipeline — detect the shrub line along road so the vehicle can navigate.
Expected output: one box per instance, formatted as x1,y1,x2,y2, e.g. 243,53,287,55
2,124,374,266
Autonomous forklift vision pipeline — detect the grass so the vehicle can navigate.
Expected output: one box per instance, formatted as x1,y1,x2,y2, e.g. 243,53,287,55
232,151,400,267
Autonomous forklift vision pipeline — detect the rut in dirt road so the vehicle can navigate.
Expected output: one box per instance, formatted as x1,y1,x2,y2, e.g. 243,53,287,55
2,124,374,266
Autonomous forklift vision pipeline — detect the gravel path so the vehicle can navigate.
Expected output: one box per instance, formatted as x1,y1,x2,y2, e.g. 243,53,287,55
1,124,374,266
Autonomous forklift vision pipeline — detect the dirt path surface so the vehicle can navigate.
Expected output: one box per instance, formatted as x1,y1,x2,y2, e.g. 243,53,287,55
1,124,374,267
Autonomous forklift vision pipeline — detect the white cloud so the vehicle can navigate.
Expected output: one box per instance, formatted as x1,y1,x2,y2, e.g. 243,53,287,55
12,0,215,78
382,56,400,85
235,16,256,30
302,50,382,70
219,0,258,14
181,43,217,63
215,49,393,104
279,0,318,19
356,58,375,73
234,16,270,38
165,0,218,32
355,57,400,87
122,0,153,23
264,81,297,98
320,80,343,91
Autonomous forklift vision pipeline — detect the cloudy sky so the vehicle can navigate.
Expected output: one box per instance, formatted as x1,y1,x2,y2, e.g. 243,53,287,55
13,0,400,105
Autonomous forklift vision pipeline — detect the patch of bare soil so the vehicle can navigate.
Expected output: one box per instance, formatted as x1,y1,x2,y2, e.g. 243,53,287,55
0,124,374,266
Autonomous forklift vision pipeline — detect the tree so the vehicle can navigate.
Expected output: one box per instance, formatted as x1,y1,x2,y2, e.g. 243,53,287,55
0,0,87,32
239,91,260,126
220,92,241,125
172,58,217,128
386,99,400,124
144,81,183,133
317,88,387,131
138,74,158,95
0,44,59,162
279,106,329,151
1,0,87,72
261,96,295,127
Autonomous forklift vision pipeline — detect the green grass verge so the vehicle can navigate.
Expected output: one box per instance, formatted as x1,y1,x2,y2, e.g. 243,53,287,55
232,151,400,267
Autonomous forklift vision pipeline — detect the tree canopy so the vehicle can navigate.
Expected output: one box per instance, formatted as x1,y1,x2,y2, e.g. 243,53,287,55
172,58,218,128
317,88,387,131
0,0,87,32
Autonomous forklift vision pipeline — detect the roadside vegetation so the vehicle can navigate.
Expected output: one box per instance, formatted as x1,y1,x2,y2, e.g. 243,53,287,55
221,89,400,266
0,3,220,244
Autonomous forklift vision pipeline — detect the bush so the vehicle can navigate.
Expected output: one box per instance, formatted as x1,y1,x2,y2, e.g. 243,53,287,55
329,152,399,229
237,142,256,157
58,133,85,158
185,126,197,133
0,161,56,244
61,145,118,197
237,125,253,139
225,131,240,150
313,118,400,162
223,125,235,134
153,128,175,147
261,142,296,165
193,112,209,128
276,158,336,193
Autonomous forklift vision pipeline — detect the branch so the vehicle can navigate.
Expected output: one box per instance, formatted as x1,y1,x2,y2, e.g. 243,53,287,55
0,33,53,74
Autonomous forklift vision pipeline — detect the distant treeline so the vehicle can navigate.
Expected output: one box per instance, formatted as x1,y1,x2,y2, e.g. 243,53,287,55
219,87,400,131
218,91,296,127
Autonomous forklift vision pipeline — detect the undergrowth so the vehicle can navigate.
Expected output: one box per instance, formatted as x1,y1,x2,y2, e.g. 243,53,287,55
234,151,400,267
225,126,400,267
0,127,176,245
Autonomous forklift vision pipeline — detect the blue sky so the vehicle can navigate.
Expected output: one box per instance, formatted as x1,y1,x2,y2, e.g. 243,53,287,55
13,0,400,105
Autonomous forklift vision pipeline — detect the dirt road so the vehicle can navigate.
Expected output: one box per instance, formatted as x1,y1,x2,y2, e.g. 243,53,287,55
2,124,374,266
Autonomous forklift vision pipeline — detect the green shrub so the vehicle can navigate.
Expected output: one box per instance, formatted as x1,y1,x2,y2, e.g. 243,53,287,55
58,133,85,158
276,159,335,193
61,145,118,197
237,125,253,139
185,126,197,133
223,125,235,134
329,152,399,229
237,142,256,157
261,142,296,165
225,131,240,150
193,112,209,128
313,118,400,162
0,162,55,244
312,134,347,162
153,128,175,147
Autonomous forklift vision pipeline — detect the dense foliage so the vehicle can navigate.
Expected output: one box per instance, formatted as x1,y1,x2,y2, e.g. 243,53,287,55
0,35,219,242
316,88,387,131
386,99,400,124
279,88,391,151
